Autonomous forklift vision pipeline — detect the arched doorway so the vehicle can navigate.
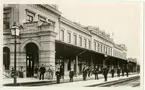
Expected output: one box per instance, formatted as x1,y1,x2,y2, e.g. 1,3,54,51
25,43,39,77
3,47,10,70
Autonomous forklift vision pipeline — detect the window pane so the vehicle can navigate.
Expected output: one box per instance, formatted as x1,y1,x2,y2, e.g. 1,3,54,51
84,39,87,48
73,34,77,45
60,30,64,41
68,32,71,43
3,12,10,29
79,37,82,46
89,40,91,49
94,42,96,51
26,10,35,22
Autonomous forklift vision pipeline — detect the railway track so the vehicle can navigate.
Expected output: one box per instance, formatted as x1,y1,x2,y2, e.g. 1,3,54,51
86,76,140,87
110,77,140,87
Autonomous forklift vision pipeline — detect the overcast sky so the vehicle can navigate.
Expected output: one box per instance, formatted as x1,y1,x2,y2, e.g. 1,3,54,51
55,2,142,62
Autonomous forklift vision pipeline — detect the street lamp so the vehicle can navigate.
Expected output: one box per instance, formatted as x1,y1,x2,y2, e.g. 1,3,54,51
10,22,20,85
103,52,108,67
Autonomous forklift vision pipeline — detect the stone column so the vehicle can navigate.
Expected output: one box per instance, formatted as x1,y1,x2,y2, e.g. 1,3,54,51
38,23,57,79
75,56,79,76
64,60,68,76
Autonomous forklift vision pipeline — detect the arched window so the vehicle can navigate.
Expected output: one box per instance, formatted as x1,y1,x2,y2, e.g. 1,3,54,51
3,47,10,70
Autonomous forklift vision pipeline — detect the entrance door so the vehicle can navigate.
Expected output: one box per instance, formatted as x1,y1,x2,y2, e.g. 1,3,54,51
25,43,39,77
3,47,10,70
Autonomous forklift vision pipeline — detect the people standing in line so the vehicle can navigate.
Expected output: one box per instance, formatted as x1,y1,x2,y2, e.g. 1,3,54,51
60,65,64,80
56,68,61,84
34,66,38,78
117,67,120,77
94,66,99,80
122,67,125,76
82,67,87,81
103,65,108,81
110,66,115,78
69,68,74,82
39,64,46,80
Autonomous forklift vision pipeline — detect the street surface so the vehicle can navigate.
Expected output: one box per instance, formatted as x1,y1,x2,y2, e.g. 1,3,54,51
31,74,140,87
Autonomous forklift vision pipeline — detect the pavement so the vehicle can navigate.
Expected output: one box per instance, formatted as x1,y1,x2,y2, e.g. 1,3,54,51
46,74,139,87
3,72,139,87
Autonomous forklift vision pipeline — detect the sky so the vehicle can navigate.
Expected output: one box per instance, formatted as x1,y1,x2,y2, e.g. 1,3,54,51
55,2,142,63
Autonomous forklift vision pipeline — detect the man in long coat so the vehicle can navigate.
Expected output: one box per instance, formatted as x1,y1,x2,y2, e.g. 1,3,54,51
103,65,109,81
82,67,87,81
69,68,74,82
56,68,61,84
39,64,46,80
110,66,115,78
94,66,99,80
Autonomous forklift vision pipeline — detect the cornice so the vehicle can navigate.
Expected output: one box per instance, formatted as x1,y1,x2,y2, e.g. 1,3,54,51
60,16,91,36
29,4,61,16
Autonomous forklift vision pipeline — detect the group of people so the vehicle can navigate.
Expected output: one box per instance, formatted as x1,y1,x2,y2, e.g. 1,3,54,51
55,65,73,84
35,64,54,80
10,64,130,84
81,65,129,82
35,64,129,83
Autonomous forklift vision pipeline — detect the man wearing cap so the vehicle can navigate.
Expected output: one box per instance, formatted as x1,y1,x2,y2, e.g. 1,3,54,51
56,68,61,84
69,68,74,82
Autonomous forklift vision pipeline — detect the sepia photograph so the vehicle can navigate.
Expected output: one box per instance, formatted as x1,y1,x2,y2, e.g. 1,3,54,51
2,2,142,89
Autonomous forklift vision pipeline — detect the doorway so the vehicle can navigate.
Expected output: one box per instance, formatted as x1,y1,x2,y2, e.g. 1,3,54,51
25,43,39,77
3,47,10,70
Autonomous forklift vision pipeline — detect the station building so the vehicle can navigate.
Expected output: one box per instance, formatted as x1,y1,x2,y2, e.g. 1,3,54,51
3,4,129,78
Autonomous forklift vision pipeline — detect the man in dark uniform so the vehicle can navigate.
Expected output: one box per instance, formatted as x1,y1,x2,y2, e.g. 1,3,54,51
56,68,61,84
94,66,99,80
82,67,87,81
103,65,108,81
39,64,46,80
117,67,120,77
110,66,115,78
88,67,91,77
122,67,125,76
69,68,74,82
126,67,129,77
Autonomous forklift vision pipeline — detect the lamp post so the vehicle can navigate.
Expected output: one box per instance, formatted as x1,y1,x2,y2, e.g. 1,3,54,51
10,22,20,85
103,52,108,68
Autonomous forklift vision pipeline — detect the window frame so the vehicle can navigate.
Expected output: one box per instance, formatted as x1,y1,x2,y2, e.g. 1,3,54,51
25,9,35,22
79,36,82,46
67,31,71,43
84,38,87,48
60,29,64,41
73,34,77,45
94,41,96,51
88,40,91,49
3,9,10,29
